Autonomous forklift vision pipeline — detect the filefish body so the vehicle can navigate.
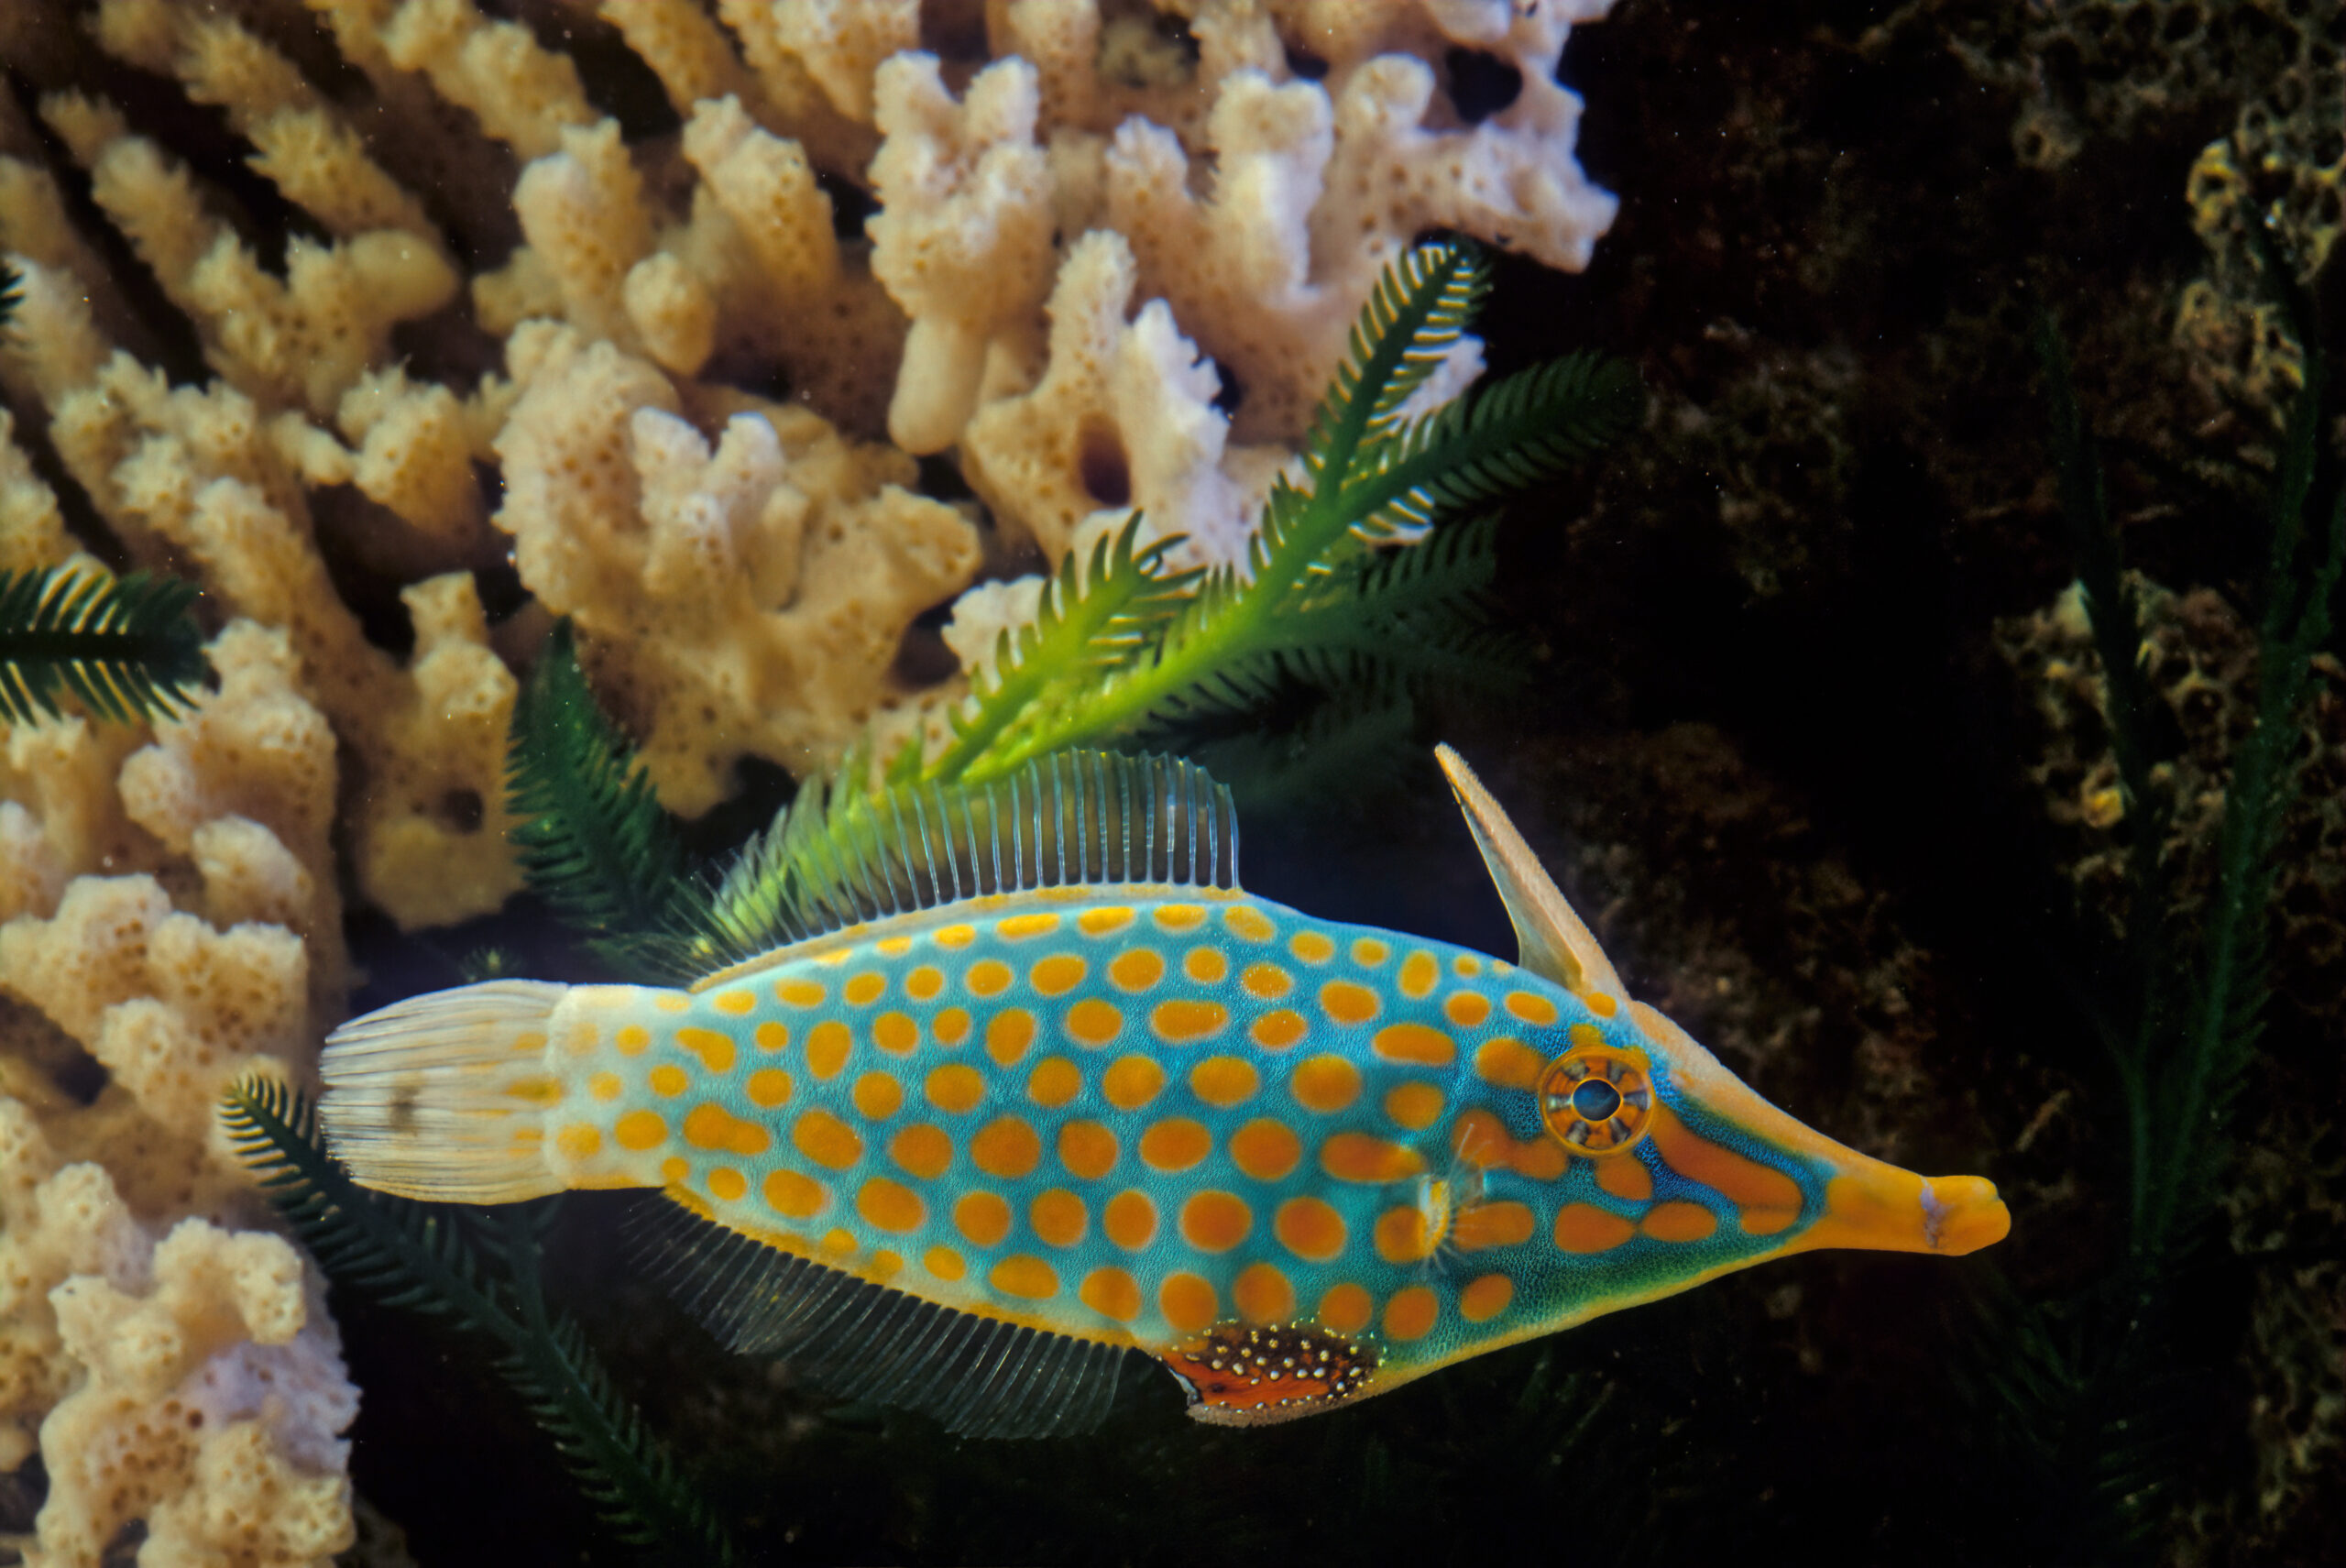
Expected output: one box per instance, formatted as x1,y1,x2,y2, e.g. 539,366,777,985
322,749,2008,1432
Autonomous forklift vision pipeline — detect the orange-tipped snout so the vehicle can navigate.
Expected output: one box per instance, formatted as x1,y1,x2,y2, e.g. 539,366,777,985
1794,1158,2011,1257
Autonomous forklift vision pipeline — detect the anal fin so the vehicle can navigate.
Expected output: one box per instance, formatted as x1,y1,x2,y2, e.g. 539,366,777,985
629,1201,1138,1440
1161,1321,1379,1428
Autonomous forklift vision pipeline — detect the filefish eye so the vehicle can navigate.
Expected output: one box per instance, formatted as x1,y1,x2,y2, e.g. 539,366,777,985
1539,1046,1653,1156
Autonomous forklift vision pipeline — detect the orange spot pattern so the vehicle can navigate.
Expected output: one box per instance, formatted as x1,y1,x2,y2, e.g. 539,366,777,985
1189,1055,1258,1106
1474,1036,1547,1091
890,1124,952,1179
1107,948,1164,992
1029,953,1087,997
1375,1204,1440,1263
1240,961,1292,1000
1371,1021,1454,1065
1081,1266,1142,1321
990,1255,1059,1299
1647,1107,1803,1232
1289,1055,1362,1113
1222,905,1277,943
1182,947,1229,984
1397,950,1440,999
1384,1287,1439,1341
1029,1189,1088,1247
1058,1120,1119,1179
965,959,1012,997
1026,1056,1081,1107
805,1020,851,1080
984,1007,1036,1065
763,1168,826,1218
1140,1118,1212,1171
858,1177,926,1233
1064,997,1124,1047
1460,1274,1515,1322
1103,1190,1158,1250
1450,1109,1568,1180
1453,1201,1537,1251
792,1110,862,1169
1160,1272,1218,1333
954,1191,1012,1247
1553,1203,1637,1253
615,1110,666,1151
1319,981,1380,1026
1151,999,1229,1041
1641,1201,1719,1242
851,1070,903,1120
1250,1010,1309,1049
1275,1197,1348,1262
970,1115,1041,1179
674,1026,735,1073
1383,1081,1445,1130
1318,1282,1373,1334
1233,1263,1295,1324
925,1062,985,1113
1444,992,1492,1028
1321,1132,1426,1183
1229,1118,1302,1181
1180,1190,1254,1253
1102,1054,1166,1109
684,1102,770,1156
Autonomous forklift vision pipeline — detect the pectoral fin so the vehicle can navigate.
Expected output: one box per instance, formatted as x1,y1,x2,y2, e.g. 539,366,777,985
1435,744,1629,1011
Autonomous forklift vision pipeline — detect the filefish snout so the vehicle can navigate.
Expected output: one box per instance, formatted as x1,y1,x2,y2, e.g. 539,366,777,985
1802,1164,2009,1257
1628,1002,2010,1260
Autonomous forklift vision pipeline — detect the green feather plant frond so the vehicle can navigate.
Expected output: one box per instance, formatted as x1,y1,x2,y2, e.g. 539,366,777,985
506,620,698,978
917,511,1200,785
1,259,21,327
0,565,211,727
937,241,1638,782
1977,236,2345,1561
221,1074,739,1566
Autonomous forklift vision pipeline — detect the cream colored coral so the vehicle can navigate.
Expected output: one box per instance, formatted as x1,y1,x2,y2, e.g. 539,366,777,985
93,3,437,244
770,0,921,125
5,284,519,928
28,1206,355,1567
703,0,878,177
960,229,1287,567
378,0,597,160
0,411,70,572
869,56,1058,455
38,98,456,420
493,323,982,814
332,368,490,545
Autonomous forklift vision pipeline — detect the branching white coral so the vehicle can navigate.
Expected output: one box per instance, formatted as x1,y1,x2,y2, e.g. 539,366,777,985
492,323,983,815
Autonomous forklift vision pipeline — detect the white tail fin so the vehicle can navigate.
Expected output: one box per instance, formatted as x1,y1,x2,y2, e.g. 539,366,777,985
320,980,570,1203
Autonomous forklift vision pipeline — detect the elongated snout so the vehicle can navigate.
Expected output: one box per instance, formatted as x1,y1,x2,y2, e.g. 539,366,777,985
1789,1154,2010,1257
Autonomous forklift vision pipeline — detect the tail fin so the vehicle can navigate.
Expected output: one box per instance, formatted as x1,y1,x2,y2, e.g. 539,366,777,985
320,979,570,1203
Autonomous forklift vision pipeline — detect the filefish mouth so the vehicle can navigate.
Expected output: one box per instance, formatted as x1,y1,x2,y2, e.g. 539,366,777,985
1797,1160,2011,1258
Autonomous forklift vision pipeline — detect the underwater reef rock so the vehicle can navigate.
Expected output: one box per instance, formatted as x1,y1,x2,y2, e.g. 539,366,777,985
1,1,1621,1561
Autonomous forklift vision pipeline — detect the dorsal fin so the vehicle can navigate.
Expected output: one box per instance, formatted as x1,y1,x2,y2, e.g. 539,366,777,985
1434,743,1629,1007
629,1201,1140,1439
680,751,1240,976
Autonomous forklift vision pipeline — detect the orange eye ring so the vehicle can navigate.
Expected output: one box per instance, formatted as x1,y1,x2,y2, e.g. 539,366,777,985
1539,1047,1653,1156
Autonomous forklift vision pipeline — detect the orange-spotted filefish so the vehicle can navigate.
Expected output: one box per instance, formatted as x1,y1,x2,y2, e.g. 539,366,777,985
319,747,2009,1435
